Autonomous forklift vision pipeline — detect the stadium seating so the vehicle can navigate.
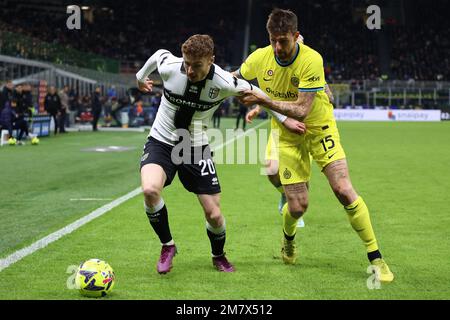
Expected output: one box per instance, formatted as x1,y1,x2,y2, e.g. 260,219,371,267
0,0,448,81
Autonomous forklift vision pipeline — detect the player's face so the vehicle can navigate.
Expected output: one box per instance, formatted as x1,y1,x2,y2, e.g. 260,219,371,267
269,32,300,62
183,54,214,83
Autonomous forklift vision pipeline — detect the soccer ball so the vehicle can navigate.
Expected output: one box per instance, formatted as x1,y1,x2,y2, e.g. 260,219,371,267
8,137,16,146
31,137,40,145
75,259,115,297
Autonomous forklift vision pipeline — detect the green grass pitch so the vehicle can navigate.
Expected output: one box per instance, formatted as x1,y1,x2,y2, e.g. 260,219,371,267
0,119,449,299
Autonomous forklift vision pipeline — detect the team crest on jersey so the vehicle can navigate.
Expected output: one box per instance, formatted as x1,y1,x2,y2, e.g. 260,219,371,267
291,76,299,87
209,87,220,99
263,69,274,82
283,168,292,180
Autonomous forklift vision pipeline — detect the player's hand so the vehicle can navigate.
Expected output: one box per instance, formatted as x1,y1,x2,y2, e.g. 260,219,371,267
137,78,153,93
246,106,261,123
238,89,269,107
282,118,306,135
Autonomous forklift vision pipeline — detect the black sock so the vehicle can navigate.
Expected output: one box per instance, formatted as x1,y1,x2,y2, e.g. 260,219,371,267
284,231,295,241
206,227,226,257
146,204,172,244
368,250,382,262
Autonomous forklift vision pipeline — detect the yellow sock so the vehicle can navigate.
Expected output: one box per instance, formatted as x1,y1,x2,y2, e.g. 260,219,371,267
345,196,379,253
277,186,284,194
282,203,298,237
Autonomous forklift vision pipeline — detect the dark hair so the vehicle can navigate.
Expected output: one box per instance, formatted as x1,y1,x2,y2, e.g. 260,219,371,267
266,8,298,34
181,34,214,58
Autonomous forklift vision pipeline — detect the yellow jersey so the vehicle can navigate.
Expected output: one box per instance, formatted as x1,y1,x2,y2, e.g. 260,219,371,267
239,43,334,145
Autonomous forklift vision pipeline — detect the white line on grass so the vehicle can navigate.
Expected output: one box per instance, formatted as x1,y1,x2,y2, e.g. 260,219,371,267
70,198,113,201
212,120,268,151
0,120,268,272
0,188,141,272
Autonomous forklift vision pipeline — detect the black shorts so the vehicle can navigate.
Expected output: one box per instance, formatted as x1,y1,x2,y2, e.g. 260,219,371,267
140,136,221,195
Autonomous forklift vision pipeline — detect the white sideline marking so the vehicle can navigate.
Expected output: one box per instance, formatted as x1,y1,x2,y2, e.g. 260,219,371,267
0,188,141,272
70,198,113,201
0,120,268,272
212,120,268,151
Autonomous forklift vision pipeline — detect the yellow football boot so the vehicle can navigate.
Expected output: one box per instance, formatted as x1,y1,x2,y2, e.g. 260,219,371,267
281,238,298,264
371,258,394,282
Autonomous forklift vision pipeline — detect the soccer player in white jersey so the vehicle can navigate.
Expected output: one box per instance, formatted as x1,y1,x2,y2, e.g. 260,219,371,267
136,34,288,274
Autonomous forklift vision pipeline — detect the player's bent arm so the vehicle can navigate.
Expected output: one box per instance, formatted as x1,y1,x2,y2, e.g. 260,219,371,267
266,92,315,121
231,75,287,122
233,74,306,125
230,70,305,126
136,49,169,92
136,49,168,82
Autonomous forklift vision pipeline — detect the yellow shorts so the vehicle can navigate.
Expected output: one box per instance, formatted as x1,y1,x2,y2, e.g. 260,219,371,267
265,122,346,185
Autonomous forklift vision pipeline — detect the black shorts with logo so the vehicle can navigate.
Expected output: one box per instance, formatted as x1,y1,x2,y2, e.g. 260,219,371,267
140,136,221,195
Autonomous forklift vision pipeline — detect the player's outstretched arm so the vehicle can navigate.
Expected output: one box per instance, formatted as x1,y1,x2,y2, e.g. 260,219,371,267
234,80,306,133
245,103,305,134
239,89,315,122
231,74,288,123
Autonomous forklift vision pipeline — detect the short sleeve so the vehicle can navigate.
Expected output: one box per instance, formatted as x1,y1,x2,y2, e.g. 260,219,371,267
238,50,260,81
298,52,326,92
136,49,171,83
223,74,253,97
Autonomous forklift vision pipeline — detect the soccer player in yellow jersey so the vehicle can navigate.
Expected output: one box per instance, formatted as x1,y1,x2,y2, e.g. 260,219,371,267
238,8,393,282
244,34,328,228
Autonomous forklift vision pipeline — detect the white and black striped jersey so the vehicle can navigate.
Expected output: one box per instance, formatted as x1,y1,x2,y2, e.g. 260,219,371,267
136,49,285,146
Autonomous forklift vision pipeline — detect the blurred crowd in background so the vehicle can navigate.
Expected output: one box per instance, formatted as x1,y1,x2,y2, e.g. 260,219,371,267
1,0,449,140
1,0,448,81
